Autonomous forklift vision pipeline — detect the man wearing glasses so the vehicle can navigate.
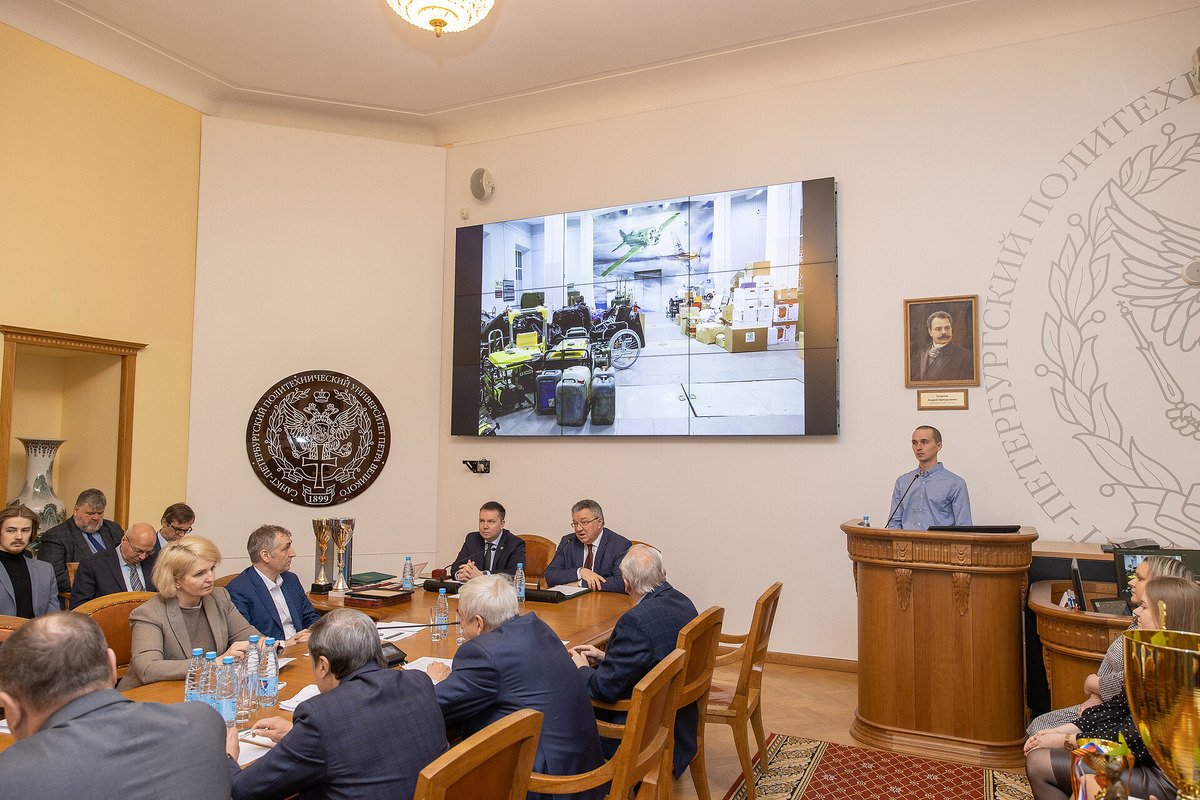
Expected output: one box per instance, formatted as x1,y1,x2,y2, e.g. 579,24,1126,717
68,523,159,606
155,502,195,551
544,499,632,593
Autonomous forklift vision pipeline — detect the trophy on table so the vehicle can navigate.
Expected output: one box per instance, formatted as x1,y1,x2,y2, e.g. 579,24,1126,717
331,518,355,592
311,518,335,594
1124,628,1200,800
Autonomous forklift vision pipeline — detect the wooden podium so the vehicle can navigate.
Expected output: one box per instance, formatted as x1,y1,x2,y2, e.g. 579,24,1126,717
842,519,1038,769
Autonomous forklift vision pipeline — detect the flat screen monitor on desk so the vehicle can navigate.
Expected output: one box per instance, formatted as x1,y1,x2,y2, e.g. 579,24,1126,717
1112,547,1200,601
927,524,1023,534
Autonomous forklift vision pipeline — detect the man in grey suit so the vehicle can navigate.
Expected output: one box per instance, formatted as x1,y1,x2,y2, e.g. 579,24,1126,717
0,505,58,618
0,612,230,799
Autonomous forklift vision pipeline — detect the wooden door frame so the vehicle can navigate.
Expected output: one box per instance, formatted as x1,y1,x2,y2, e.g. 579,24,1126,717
0,326,147,528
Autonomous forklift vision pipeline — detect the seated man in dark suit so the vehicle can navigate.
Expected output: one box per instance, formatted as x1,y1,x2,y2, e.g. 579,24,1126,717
428,574,605,800
154,502,195,551
226,524,321,644
68,522,158,607
571,545,699,779
451,500,527,580
226,608,449,800
37,488,125,595
544,499,631,592
0,612,231,799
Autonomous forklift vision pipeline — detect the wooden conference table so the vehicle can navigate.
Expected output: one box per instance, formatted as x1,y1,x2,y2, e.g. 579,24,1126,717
0,584,633,747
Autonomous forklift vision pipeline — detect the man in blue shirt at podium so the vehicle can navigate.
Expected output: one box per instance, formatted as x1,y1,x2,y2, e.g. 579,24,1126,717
886,426,971,529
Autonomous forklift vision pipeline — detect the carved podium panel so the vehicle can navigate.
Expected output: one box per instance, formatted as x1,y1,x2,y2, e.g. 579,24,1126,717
842,520,1038,769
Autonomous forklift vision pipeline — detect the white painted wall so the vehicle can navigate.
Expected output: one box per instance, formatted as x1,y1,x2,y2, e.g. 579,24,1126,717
436,10,1200,660
187,118,447,580
183,10,1199,662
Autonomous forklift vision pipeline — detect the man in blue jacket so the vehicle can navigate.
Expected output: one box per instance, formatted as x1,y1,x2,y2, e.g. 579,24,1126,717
544,499,631,592
227,525,321,643
571,544,699,779
451,501,526,580
226,609,448,800
429,574,605,800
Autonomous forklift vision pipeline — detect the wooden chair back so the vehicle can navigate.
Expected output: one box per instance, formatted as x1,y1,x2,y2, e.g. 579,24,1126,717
529,648,685,800
58,561,81,609
0,613,28,642
678,606,724,709
70,591,156,679
414,708,543,800
214,573,238,588
517,535,556,588
731,582,781,699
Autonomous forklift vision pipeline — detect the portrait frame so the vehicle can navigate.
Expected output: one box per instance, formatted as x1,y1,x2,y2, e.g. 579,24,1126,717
904,295,980,388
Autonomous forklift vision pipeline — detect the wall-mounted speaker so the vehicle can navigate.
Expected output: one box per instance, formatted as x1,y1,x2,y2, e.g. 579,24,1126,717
470,168,495,201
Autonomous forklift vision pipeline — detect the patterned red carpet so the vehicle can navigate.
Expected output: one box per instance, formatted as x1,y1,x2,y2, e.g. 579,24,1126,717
720,735,1031,800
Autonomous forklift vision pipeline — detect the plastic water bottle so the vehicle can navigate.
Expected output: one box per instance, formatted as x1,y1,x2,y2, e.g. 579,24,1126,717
183,648,204,702
515,563,526,604
402,556,415,590
861,515,871,527
431,588,450,642
243,635,260,709
258,638,279,710
199,651,218,709
216,656,238,728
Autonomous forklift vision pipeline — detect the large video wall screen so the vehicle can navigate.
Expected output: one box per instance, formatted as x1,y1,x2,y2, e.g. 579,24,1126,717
451,177,838,437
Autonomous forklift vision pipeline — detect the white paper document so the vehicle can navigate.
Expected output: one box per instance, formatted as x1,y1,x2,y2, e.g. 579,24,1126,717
547,584,591,597
237,736,274,765
376,623,423,642
279,683,320,711
404,656,453,683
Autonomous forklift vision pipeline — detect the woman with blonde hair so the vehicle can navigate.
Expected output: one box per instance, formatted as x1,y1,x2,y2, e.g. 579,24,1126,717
119,535,260,689
1024,574,1200,800
1027,554,1195,733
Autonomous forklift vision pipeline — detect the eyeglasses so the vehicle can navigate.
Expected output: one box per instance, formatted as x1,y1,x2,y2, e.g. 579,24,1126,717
570,518,598,529
128,545,156,557
169,524,193,535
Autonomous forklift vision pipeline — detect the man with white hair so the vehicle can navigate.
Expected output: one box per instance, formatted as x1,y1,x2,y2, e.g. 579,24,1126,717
428,575,605,800
570,544,699,779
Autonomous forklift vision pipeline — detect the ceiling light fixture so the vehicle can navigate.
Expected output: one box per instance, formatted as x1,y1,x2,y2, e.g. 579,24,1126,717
388,0,494,38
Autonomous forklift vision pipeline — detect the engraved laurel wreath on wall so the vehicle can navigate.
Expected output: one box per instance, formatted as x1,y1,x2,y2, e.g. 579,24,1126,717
1037,123,1200,545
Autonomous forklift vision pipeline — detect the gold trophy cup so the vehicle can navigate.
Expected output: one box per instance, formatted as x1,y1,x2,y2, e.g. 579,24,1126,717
311,518,334,594
331,517,355,592
1124,628,1200,800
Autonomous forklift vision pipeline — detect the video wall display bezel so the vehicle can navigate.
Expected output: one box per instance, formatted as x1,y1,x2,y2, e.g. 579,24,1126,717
450,177,839,437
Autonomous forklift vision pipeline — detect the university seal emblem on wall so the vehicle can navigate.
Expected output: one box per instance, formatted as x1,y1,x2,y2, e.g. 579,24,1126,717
246,370,390,507
983,68,1199,544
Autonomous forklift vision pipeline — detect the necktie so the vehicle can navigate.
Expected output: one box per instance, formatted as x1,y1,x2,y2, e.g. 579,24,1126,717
128,564,144,592
583,544,594,571
485,544,495,573
85,531,104,553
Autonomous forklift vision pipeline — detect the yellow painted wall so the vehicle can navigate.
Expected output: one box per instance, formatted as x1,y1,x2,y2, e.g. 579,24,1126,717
0,24,201,523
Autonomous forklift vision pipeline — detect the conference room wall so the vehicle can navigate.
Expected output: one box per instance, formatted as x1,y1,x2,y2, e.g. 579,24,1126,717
436,11,1200,661
186,117,448,581
0,24,200,525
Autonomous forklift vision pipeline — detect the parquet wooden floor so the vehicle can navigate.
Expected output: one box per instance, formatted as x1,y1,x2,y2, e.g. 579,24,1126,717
674,663,859,800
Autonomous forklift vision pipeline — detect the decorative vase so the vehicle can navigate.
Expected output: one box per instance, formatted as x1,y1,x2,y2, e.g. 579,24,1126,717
8,437,67,555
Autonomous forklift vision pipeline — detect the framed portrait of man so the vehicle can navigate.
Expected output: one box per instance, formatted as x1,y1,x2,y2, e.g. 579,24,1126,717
904,295,980,388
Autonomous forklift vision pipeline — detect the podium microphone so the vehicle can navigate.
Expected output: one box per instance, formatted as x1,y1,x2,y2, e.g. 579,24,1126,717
885,473,920,528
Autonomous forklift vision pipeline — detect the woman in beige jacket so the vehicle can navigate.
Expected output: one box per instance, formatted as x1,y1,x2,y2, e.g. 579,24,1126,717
119,535,260,690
